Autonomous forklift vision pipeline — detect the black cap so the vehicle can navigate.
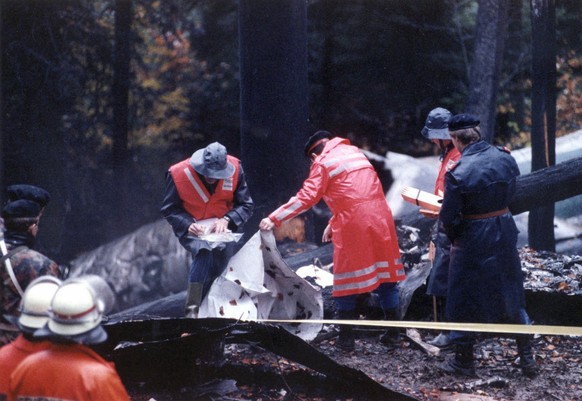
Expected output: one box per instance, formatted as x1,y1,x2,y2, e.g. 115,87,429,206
6,184,51,208
304,131,332,157
2,199,41,219
448,114,480,132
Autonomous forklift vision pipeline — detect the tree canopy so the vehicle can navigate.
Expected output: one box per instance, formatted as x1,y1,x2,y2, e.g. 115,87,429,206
1,0,580,261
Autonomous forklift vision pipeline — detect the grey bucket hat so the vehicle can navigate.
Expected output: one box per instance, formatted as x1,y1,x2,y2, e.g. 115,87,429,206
189,142,235,179
421,107,452,140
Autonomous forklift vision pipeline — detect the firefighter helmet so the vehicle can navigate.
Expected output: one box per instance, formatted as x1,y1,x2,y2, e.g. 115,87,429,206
36,278,109,344
17,276,62,333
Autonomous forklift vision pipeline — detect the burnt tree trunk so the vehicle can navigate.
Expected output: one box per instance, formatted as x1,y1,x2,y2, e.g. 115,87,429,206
112,0,132,234
239,0,309,238
510,156,581,215
529,0,557,251
465,0,509,142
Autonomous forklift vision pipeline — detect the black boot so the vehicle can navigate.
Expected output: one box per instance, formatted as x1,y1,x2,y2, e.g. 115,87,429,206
438,343,476,376
517,336,538,378
379,308,401,346
336,310,356,352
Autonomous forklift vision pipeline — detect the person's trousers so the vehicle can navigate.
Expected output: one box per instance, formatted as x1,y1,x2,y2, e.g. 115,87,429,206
334,282,399,311
448,308,532,346
188,247,230,300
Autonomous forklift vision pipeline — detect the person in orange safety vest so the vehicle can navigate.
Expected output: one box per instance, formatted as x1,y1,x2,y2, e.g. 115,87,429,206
161,142,254,318
8,277,130,401
260,131,406,352
418,107,461,350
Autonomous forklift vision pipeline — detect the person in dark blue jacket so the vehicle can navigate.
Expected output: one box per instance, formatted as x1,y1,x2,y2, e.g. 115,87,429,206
437,114,537,378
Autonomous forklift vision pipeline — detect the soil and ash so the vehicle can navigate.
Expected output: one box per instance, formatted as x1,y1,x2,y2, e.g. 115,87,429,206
126,247,581,401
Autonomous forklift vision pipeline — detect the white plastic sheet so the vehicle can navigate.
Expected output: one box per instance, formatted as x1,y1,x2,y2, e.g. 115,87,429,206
199,230,323,341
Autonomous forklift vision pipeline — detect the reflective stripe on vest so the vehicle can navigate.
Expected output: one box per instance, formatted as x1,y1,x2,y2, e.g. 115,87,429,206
184,167,209,203
170,156,240,220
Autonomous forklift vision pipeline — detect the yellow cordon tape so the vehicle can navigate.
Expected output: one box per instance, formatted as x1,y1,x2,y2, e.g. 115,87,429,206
254,319,582,337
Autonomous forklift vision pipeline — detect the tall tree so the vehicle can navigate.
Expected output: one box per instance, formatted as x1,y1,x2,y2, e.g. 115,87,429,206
528,0,556,251
239,0,309,237
0,1,3,205
465,0,510,142
112,0,132,232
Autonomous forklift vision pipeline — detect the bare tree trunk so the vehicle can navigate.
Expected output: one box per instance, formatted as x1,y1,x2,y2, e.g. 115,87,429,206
0,1,4,205
239,0,309,237
465,0,509,143
112,0,132,233
528,0,556,251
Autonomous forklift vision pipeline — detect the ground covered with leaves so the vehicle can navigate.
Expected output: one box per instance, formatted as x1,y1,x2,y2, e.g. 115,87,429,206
125,246,581,401
312,329,582,401
126,326,582,401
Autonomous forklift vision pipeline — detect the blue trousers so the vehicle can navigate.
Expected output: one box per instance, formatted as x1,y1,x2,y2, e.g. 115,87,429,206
449,308,532,346
335,282,399,312
188,247,231,300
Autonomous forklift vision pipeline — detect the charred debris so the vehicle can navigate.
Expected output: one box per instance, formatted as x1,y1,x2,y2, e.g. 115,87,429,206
94,224,580,400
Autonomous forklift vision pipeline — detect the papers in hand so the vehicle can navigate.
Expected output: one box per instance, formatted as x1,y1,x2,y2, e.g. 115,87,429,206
199,232,243,243
197,218,243,244
401,186,443,211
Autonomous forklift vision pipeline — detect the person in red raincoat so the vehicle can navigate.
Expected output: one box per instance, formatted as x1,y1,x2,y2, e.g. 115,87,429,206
260,131,406,351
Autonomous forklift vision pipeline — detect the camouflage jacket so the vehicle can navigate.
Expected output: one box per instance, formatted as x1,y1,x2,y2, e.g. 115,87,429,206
1,238,60,317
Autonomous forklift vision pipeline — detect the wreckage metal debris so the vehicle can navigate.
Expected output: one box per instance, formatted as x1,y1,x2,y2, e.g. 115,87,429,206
98,316,420,400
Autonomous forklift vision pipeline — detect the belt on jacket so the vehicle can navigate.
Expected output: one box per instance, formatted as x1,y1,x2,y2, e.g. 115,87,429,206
463,207,509,220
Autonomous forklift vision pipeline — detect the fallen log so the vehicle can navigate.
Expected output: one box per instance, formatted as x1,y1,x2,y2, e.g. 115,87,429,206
510,156,582,215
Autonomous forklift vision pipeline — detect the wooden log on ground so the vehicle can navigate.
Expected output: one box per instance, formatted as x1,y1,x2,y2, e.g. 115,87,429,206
511,156,582,215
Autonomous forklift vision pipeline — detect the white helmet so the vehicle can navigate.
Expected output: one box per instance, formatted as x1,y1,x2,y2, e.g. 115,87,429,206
36,277,110,344
17,276,62,333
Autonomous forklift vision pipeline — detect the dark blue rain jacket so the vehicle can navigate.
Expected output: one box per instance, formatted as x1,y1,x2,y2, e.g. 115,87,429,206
439,140,526,324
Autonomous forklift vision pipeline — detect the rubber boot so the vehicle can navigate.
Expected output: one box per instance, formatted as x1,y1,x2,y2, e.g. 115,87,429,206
379,308,401,346
185,282,203,318
438,343,476,376
427,297,452,349
517,335,538,378
336,310,356,352
427,332,453,349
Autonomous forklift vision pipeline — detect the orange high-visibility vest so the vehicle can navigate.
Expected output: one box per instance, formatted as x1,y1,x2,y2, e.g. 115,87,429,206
270,137,405,297
169,156,240,220
434,147,461,197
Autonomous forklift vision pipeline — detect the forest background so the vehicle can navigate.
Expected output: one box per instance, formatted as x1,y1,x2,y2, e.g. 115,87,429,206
1,0,581,264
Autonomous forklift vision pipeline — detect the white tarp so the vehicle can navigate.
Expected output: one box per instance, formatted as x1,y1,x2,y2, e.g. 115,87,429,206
199,230,324,341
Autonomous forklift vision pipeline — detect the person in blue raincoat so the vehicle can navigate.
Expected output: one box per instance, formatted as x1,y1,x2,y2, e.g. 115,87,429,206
437,114,537,378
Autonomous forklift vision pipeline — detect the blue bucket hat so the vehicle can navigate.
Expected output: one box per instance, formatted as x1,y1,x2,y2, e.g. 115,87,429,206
189,142,235,180
421,108,452,140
